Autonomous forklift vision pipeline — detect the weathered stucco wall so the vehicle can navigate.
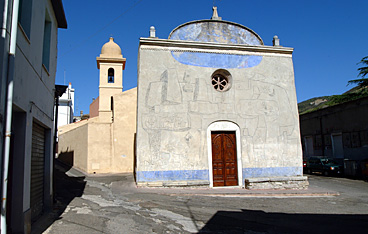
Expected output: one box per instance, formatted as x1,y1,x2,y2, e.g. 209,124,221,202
87,122,112,173
58,88,137,174
58,120,89,171
112,88,137,173
136,38,302,185
86,88,136,173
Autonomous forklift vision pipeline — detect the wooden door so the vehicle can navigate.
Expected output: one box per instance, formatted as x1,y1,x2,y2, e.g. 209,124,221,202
211,131,238,187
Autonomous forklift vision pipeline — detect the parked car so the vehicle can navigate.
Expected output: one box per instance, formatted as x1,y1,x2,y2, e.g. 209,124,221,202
306,157,343,176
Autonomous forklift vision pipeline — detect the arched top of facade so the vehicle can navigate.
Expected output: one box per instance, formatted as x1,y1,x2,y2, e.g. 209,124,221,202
168,19,263,46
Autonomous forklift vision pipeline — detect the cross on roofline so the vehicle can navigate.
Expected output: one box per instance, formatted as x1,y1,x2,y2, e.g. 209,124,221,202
211,6,222,20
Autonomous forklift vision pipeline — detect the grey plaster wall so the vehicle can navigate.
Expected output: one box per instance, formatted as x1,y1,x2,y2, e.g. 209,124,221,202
136,40,302,184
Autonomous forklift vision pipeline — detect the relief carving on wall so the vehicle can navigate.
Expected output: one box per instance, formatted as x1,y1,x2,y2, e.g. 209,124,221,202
140,59,298,170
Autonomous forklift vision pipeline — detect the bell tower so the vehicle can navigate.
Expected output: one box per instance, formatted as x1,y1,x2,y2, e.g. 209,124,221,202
96,37,126,122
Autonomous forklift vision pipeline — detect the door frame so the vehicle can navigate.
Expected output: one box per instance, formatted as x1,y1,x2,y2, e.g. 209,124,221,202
207,121,242,188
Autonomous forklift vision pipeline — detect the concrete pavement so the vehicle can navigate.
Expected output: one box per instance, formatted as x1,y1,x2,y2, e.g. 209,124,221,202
33,162,365,234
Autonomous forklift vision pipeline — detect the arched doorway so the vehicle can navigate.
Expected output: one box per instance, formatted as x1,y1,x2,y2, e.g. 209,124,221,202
207,121,242,187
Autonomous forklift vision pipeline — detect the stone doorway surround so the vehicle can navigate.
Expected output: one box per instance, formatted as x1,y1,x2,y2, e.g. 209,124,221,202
207,121,243,188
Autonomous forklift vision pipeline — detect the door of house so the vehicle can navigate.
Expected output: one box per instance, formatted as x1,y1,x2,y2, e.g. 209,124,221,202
305,136,314,157
211,131,238,187
332,134,344,158
31,122,46,222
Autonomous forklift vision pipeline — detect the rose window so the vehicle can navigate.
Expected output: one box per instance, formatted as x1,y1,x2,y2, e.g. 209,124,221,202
211,69,232,92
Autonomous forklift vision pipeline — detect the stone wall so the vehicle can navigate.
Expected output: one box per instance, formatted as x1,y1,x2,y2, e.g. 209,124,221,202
244,176,309,190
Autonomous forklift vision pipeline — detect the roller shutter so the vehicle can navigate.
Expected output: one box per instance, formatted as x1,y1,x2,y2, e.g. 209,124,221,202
31,122,45,221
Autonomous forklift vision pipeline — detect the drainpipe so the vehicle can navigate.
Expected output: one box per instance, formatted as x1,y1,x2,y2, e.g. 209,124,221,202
8,0,18,55
1,0,19,233
53,95,59,203
1,0,9,38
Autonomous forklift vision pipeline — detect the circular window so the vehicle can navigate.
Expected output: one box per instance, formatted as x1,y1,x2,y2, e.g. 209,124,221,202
211,69,232,92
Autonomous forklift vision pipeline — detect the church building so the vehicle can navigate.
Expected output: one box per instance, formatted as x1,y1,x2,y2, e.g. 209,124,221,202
58,8,307,189
135,8,307,189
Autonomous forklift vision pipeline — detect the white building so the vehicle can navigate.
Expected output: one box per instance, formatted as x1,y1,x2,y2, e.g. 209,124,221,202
58,82,74,127
0,0,67,232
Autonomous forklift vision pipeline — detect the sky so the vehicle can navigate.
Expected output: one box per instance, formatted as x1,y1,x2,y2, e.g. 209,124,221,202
56,0,368,115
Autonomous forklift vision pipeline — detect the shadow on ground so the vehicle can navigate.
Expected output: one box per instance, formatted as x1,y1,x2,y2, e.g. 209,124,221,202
198,209,368,234
31,159,86,234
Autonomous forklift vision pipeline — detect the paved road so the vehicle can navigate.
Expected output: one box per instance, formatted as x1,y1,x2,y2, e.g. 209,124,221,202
34,166,368,234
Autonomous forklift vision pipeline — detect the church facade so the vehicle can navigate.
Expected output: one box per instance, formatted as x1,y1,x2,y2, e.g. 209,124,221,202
136,9,307,189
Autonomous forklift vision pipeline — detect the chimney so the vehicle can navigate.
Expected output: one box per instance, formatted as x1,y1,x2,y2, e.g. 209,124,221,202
273,35,281,47
150,26,156,38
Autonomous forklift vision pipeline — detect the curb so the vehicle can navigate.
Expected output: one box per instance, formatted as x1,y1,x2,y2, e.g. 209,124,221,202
166,192,340,197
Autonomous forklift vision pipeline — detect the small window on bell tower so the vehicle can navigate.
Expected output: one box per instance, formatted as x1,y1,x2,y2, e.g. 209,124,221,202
108,68,114,83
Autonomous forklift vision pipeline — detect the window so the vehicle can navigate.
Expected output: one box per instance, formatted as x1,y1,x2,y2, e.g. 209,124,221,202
42,11,52,71
108,68,114,83
211,69,232,92
18,0,33,39
111,96,114,122
110,96,114,111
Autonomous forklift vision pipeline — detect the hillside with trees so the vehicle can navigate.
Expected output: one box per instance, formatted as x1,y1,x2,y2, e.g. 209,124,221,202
298,56,368,115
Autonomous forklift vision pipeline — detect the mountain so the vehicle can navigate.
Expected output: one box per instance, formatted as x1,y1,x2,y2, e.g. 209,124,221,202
298,86,368,115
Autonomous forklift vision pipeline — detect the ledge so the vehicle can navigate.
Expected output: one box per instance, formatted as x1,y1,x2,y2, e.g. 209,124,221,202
96,57,126,69
137,180,210,187
244,176,309,190
139,37,294,55
245,176,308,183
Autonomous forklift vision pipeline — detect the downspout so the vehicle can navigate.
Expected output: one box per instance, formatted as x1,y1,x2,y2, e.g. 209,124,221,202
1,0,9,38
1,0,19,233
53,94,59,203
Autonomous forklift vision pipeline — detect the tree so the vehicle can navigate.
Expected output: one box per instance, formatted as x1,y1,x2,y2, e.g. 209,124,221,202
348,56,368,87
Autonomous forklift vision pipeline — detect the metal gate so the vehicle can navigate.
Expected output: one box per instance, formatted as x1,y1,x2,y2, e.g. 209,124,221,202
31,122,45,221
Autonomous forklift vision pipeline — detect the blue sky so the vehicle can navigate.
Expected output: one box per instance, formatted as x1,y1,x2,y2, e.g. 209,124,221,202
56,0,368,115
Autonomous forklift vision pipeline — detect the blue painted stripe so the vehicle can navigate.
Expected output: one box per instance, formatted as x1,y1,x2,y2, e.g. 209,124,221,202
242,167,303,178
171,51,262,69
137,169,209,182
137,167,302,183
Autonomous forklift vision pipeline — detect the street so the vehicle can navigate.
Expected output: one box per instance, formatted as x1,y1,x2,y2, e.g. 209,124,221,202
33,163,368,234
